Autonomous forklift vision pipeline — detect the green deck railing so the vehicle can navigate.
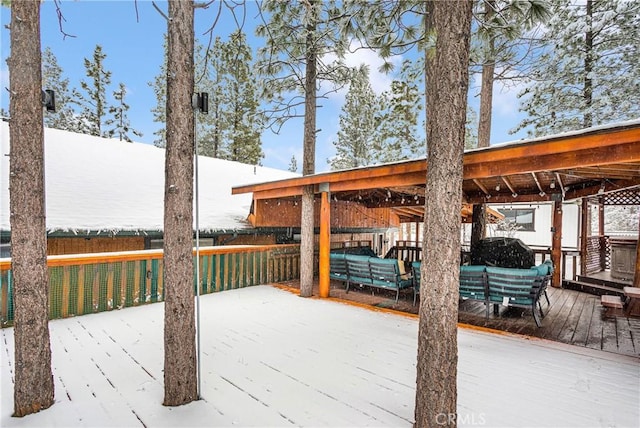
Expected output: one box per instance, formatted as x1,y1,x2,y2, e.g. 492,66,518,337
0,244,300,327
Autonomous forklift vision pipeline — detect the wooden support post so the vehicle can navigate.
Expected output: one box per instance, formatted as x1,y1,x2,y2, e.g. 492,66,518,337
318,185,331,298
580,198,589,276
598,196,605,236
471,204,486,249
634,211,640,288
551,199,563,288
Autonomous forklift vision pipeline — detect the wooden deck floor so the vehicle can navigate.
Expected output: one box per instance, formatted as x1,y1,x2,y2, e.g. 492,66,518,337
3,286,638,427
279,280,640,358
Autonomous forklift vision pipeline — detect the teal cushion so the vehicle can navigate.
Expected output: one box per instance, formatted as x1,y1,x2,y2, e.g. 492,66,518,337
486,266,538,277
461,265,486,273
530,264,550,276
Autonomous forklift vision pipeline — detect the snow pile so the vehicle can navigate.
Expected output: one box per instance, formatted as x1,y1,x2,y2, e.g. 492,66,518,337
0,122,298,234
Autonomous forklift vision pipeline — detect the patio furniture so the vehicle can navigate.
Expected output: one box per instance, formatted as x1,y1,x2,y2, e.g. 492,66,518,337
411,261,421,305
459,265,489,316
336,254,413,302
601,286,640,318
329,252,348,282
485,266,546,327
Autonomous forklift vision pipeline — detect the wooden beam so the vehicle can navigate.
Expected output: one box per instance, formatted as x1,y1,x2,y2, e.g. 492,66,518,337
319,189,330,298
501,176,518,197
465,194,553,205
473,179,490,196
554,172,565,197
563,179,640,201
233,134,640,201
580,198,589,277
634,211,640,288
464,127,640,166
531,172,545,196
464,141,640,180
232,159,427,195
551,200,563,288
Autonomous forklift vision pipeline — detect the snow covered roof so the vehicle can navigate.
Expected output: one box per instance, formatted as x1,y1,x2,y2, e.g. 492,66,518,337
0,121,298,235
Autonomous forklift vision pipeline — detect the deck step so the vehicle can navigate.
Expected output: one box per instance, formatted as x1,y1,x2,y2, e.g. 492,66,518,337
575,275,628,290
563,280,626,297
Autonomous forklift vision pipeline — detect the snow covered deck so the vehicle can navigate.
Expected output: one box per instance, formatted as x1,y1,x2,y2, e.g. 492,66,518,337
1,285,638,427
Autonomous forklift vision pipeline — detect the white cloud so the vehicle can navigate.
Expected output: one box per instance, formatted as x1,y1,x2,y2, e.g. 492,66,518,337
322,40,404,104
343,41,403,95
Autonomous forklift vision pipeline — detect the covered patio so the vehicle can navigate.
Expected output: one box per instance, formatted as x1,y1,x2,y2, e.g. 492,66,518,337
233,120,640,297
2,286,638,427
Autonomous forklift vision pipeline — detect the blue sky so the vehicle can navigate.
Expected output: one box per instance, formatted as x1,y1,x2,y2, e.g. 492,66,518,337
1,0,531,172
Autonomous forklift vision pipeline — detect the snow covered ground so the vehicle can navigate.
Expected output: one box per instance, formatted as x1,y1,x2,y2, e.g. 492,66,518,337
1,285,638,427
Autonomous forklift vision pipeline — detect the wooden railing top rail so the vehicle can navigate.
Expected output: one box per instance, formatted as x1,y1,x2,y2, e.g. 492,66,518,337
0,244,300,270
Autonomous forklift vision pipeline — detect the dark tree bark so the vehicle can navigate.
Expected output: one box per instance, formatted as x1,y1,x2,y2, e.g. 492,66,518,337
8,1,55,417
583,0,593,128
473,0,496,246
477,0,496,150
415,1,473,427
163,0,198,406
299,0,318,298
470,204,487,249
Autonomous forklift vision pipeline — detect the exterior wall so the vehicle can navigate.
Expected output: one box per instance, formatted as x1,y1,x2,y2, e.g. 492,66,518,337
461,202,580,249
253,199,400,229
218,234,277,246
47,236,146,255
46,233,279,256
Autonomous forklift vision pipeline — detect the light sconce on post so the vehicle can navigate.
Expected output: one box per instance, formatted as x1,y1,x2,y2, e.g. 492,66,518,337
42,89,56,112
192,92,209,114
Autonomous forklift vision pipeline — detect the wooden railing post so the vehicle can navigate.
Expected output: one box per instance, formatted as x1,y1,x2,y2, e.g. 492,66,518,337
318,185,331,298
551,199,563,288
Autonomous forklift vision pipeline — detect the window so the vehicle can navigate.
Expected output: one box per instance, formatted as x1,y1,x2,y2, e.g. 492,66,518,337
498,208,535,232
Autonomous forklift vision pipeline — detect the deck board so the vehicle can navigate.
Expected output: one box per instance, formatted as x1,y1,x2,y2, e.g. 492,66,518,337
323,279,640,357
1,285,638,428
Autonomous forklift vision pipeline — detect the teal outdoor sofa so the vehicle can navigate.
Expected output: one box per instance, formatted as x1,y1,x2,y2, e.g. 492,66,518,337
410,260,553,327
329,253,413,302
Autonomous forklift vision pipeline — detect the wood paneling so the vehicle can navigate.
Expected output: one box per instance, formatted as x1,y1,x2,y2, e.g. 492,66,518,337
253,199,400,229
47,237,146,255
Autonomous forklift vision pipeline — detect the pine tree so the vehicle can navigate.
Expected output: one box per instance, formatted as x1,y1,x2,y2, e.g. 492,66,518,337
220,30,263,165
373,59,424,163
415,2,473,425
288,155,298,172
513,0,640,136
196,36,224,157
331,65,376,170
149,36,168,148
163,0,197,407
105,83,142,142
8,0,55,416
472,0,550,147
150,37,213,150
73,45,113,137
41,47,77,131
256,0,352,297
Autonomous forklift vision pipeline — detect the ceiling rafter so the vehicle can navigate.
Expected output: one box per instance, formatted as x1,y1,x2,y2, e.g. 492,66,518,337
501,176,518,197
531,172,545,196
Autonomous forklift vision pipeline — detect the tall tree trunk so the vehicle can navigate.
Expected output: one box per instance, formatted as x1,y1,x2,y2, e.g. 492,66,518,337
415,1,473,427
163,0,198,406
473,0,496,248
299,0,318,298
8,1,55,417
470,204,487,249
583,0,593,128
477,0,495,149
